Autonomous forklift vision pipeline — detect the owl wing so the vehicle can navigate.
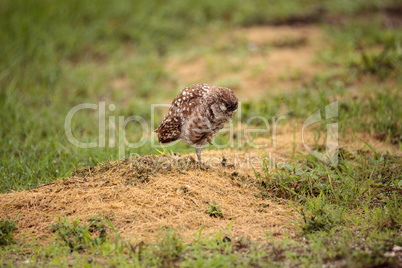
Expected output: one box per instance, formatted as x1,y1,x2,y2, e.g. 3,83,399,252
155,84,209,143
154,113,182,143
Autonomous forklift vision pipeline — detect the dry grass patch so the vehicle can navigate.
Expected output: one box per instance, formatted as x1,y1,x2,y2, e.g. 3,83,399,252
0,151,298,243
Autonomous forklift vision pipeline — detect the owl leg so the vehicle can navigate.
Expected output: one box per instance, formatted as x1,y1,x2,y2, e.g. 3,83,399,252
195,145,202,164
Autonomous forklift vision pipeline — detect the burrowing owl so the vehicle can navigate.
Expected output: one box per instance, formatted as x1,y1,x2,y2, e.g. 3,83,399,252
155,84,238,163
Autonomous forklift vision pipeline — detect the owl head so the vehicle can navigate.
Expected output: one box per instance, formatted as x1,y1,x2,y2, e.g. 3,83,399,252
211,87,238,120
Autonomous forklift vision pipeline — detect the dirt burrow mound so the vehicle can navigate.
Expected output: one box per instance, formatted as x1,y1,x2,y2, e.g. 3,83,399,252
0,151,298,242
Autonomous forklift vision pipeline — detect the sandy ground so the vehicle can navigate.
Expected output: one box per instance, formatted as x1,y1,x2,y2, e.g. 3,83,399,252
167,25,325,100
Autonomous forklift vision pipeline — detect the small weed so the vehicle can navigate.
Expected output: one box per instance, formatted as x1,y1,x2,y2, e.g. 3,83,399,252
206,202,223,218
154,230,184,267
51,216,112,251
300,195,344,233
0,218,18,246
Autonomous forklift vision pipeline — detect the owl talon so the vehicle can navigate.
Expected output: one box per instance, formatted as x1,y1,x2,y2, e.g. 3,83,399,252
195,162,208,170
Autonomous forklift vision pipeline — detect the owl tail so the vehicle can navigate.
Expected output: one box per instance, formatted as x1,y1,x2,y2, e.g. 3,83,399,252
154,124,163,133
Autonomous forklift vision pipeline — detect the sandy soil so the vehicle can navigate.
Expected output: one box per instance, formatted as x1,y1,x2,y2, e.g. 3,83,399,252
167,25,325,100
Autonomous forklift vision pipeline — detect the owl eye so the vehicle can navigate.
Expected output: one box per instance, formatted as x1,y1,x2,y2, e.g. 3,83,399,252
226,101,238,112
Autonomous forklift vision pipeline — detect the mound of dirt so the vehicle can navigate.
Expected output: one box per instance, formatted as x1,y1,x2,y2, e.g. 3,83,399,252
0,151,298,243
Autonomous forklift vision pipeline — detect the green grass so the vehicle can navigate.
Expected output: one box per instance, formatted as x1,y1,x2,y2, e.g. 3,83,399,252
0,219,401,267
1,0,401,266
0,218,18,246
50,216,115,252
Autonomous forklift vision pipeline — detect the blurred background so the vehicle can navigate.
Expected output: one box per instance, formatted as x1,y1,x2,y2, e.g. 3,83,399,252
0,0,401,192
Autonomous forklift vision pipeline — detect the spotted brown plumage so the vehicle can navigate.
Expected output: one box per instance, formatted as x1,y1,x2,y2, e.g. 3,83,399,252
154,84,238,163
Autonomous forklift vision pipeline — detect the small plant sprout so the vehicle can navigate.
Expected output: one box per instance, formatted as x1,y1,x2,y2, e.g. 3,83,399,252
206,202,223,218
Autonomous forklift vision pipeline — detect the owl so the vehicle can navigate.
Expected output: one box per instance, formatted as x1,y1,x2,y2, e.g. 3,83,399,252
154,84,238,163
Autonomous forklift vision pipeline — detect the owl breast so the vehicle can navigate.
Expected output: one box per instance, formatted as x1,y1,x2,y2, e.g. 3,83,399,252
180,105,227,146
